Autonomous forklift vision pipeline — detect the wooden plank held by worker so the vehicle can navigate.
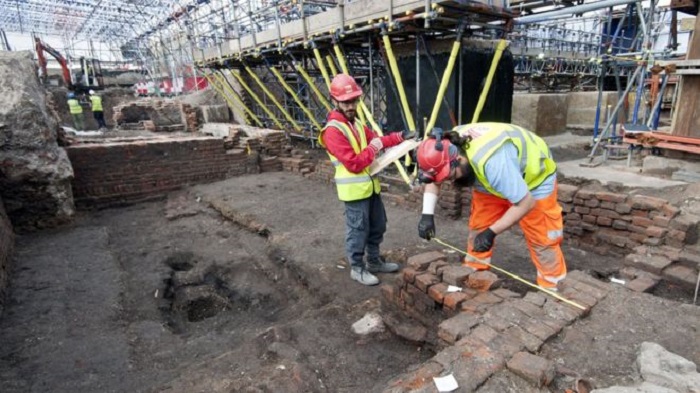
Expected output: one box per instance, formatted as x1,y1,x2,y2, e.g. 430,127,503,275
369,139,420,176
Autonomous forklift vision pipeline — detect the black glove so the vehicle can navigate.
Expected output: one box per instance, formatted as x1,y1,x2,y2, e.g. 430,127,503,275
418,214,435,240
401,129,417,141
473,228,497,252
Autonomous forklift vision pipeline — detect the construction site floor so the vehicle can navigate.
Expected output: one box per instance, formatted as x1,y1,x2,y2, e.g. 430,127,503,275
0,172,698,392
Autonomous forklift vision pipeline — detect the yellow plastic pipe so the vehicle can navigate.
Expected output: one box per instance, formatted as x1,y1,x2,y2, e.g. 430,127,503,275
294,63,332,111
426,40,461,135
313,47,332,89
472,39,508,123
332,43,411,185
242,66,303,132
206,73,263,127
228,69,285,130
269,67,322,130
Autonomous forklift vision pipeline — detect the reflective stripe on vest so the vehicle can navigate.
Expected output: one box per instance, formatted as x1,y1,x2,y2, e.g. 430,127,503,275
318,119,381,201
67,99,83,114
462,123,556,198
90,96,103,112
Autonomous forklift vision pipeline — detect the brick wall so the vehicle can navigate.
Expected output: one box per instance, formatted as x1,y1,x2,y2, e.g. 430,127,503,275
0,197,14,315
66,137,260,207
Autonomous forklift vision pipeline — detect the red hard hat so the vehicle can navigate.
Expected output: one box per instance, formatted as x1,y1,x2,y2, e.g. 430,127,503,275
417,138,459,183
330,73,363,102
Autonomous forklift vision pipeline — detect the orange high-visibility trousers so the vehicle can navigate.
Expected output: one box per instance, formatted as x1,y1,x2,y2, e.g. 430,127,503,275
465,188,567,288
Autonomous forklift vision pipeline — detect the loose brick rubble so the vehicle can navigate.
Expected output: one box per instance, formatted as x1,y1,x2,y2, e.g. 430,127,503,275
381,252,612,392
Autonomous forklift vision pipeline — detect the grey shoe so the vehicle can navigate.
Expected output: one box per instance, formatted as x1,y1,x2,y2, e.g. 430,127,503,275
351,267,379,286
367,257,400,274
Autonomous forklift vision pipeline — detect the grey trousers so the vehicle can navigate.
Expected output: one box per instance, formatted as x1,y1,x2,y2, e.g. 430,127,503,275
344,193,387,269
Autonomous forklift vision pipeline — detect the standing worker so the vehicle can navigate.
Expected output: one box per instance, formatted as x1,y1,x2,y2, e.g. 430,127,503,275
318,74,412,286
415,123,567,290
67,92,84,131
89,90,107,130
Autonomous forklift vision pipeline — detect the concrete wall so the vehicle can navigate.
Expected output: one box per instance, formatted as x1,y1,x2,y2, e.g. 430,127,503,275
511,91,627,135
65,137,261,208
0,197,14,315
512,94,568,136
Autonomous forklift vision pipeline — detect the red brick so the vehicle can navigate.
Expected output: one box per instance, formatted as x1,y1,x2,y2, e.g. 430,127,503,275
428,260,450,276
584,198,600,208
630,195,668,211
632,216,654,227
596,216,612,227
443,291,472,311
662,264,697,286
612,220,629,230
596,208,622,219
441,265,475,286
626,276,659,292
428,282,450,303
523,292,547,306
600,201,616,210
631,209,649,218
507,352,556,387
574,206,591,215
400,289,414,306
660,204,680,218
491,288,521,299
390,361,444,391
449,339,506,392
407,251,445,271
402,268,418,284
645,226,667,238
582,215,597,224
460,292,503,313
467,270,501,292
380,284,398,303
415,273,440,292
652,215,672,228
438,312,480,344
504,325,544,352
615,203,632,214
557,184,579,203
667,229,687,243
576,189,595,199
596,191,627,203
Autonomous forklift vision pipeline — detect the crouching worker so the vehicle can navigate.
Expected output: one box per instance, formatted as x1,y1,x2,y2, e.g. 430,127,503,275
415,123,567,290
318,73,413,286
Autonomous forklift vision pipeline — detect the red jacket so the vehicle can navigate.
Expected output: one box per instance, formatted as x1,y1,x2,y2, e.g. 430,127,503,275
321,110,404,174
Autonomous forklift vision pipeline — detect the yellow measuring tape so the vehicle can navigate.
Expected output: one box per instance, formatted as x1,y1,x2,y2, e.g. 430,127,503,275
431,237,586,311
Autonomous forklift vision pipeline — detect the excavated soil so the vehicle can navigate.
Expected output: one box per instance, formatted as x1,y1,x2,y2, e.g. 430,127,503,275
0,171,698,392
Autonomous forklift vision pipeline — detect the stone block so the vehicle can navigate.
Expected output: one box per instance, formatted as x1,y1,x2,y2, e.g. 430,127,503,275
557,184,579,203
626,276,660,292
450,339,506,392
507,352,556,387
624,254,674,275
630,195,669,211
662,264,697,287
461,292,503,313
505,325,544,352
427,282,450,304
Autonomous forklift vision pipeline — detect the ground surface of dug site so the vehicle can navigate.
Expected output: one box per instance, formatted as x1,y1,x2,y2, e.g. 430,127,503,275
1,172,698,393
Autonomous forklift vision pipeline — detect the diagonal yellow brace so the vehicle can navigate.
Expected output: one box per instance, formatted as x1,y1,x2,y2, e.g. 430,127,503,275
294,63,332,111
269,67,322,130
426,40,461,136
325,54,339,75
332,43,411,186
205,72,263,127
472,39,509,123
241,67,303,132
227,69,285,130
313,47,332,89
212,72,264,127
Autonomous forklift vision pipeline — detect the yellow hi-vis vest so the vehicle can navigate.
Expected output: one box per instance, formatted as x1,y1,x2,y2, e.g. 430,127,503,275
459,123,557,199
318,119,381,202
90,95,103,112
67,99,83,114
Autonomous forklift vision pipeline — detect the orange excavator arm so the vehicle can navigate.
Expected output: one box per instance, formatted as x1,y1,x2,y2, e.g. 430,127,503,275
34,37,72,87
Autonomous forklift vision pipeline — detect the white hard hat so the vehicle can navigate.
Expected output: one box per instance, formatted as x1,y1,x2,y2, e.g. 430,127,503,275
89,90,95,95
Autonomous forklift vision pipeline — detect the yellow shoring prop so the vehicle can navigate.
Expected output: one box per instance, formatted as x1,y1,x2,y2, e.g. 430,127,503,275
332,43,411,186
269,66,323,130
426,40,461,136
206,72,263,127
431,237,586,311
210,72,264,127
313,47,332,89
241,66,303,132
294,63,332,111
382,34,416,132
325,54,339,75
471,39,508,123
382,32,417,167
228,69,285,130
